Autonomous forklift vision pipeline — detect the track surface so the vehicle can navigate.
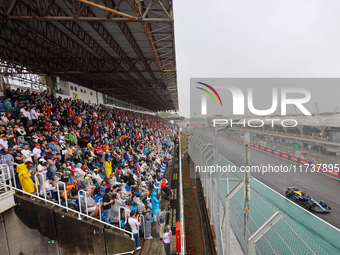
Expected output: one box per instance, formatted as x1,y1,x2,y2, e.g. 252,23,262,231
199,130,340,229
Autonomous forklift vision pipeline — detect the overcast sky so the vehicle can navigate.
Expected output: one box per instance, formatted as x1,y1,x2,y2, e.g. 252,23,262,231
173,0,340,117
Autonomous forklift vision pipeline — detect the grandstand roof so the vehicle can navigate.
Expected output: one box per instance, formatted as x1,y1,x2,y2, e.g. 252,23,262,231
0,0,178,112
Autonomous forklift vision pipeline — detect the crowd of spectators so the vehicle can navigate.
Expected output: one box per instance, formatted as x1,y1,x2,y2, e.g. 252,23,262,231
0,87,178,251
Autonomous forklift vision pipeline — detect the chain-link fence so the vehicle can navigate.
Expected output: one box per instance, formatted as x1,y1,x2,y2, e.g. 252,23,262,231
188,129,340,255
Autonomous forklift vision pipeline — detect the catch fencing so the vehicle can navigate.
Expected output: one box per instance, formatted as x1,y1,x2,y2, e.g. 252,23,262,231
188,129,340,255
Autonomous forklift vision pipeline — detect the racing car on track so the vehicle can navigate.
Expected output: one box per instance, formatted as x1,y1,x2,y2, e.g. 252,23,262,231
285,187,331,213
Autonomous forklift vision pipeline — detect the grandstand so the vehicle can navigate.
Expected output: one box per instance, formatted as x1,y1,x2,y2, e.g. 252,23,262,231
0,87,180,254
0,1,183,254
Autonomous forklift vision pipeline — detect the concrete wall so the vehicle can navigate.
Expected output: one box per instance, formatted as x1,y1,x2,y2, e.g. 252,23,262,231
97,92,104,105
1,198,59,255
0,195,135,255
57,81,102,104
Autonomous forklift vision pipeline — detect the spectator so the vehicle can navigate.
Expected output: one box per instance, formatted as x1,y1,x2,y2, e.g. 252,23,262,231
17,162,35,195
162,182,172,207
21,144,34,163
0,147,14,179
143,206,153,239
110,193,125,226
102,187,113,226
0,87,178,248
162,225,172,255
40,178,57,199
128,211,141,251
158,207,167,239
57,163,71,184
32,143,42,161
4,97,13,113
0,135,9,152
83,190,100,217
151,190,162,222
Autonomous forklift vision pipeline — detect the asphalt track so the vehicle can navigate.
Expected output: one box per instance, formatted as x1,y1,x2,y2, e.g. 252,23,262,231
198,130,340,230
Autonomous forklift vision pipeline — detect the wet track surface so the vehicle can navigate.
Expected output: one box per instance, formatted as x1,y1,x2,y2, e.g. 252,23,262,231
199,130,340,230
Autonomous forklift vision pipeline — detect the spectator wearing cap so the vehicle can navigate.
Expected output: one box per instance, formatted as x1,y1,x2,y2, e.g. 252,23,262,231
32,143,42,161
62,185,79,211
48,140,58,156
91,168,102,185
105,156,112,178
12,145,25,165
102,187,113,226
73,149,83,164
68,131,76,145
37,158,49,186
79,175,96,197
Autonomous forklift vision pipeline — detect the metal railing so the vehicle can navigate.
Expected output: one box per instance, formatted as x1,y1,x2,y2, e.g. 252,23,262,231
34,172,46,201
179,133,186,254
118,206,127,228
57,181,68,210
139,214,146,239
1,165,134,238
0,164,12,192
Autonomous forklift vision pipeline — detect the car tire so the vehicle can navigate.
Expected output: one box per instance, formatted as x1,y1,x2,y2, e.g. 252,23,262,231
311,205,322,213
285,191,292,197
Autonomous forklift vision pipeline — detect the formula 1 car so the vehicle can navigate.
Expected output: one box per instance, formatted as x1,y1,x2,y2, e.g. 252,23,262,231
285,187,331,213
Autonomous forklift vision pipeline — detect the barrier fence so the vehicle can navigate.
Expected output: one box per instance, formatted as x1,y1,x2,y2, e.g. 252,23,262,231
222,133,340,179
0,164,134,238
188,129,340,255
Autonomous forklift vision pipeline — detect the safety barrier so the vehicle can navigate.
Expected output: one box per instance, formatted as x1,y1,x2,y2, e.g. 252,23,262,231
0,164,12,192
178,134,186,254
188,130,340,255
1,165,134,238
118,206,127,228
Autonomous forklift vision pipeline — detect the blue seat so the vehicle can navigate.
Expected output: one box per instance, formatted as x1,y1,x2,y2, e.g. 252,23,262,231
94,162,103,168
125,184,132,192
121,220,125,227
131,205,137,212
94,194,103,203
